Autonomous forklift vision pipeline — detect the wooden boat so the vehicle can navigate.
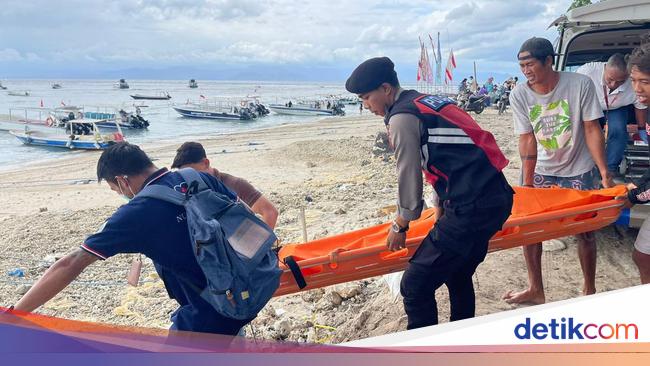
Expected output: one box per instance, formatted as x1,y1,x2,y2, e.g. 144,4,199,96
273,186,627,297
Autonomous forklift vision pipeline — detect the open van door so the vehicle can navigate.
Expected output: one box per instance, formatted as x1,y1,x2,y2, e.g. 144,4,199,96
551,0,650,71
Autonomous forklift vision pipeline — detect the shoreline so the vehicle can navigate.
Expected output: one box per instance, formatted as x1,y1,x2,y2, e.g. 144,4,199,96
0,114,351,174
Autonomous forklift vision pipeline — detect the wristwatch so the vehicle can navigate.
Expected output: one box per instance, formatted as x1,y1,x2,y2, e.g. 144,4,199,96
391,220,409,233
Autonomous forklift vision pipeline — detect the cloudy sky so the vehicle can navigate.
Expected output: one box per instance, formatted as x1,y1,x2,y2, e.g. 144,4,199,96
0,0,574,82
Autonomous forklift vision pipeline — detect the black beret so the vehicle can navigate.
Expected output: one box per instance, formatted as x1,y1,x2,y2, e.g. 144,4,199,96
345,57,399,94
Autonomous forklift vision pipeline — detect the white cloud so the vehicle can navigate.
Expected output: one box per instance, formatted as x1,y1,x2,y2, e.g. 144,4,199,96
0,48,23,62
0,0,576,79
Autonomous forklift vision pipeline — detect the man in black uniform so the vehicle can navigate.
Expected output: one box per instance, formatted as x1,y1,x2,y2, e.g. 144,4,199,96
346,57,514,329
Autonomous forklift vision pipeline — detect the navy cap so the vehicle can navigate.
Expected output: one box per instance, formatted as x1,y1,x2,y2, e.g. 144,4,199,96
518,37,557,61
345,57,399,94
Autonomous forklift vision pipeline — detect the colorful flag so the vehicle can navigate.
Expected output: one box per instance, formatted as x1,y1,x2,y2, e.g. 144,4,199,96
417,42,424,82
444,49,457,85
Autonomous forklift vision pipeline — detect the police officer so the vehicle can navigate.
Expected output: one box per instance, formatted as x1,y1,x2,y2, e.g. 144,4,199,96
346,57,514,329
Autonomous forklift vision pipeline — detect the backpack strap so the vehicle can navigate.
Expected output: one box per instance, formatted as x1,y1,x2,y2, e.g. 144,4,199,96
137,184,186,206
136,168,209,205
176,168,209,192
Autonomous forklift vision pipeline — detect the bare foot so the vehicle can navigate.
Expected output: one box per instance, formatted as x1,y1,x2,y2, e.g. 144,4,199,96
502,289,546,305
583,286,596,296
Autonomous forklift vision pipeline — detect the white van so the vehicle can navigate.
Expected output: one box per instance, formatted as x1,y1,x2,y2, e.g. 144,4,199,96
552,0,650,72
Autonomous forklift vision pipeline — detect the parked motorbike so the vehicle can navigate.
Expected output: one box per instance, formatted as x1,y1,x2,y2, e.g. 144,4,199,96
497,90,510,115
456,89,487,114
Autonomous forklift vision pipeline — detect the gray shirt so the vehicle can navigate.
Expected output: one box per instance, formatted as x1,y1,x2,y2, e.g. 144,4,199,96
511,71,603,177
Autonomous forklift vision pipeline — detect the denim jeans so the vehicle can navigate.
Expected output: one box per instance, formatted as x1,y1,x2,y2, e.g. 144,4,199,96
605,107,630,173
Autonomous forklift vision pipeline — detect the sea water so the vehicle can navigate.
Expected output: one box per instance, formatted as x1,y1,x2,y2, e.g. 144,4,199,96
0,79,358,169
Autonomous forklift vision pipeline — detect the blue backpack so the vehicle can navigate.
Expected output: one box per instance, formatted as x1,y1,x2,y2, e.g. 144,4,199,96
138,168,281,320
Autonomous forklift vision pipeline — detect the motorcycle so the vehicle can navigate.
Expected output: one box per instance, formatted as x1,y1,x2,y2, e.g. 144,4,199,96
497,90,510,115
456,89,487,114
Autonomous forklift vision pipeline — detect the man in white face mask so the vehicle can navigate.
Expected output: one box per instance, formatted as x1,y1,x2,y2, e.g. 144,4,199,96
11,142,254,337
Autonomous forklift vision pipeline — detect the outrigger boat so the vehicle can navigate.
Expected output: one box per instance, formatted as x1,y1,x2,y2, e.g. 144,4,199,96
9,119,125,150
274,186,626,297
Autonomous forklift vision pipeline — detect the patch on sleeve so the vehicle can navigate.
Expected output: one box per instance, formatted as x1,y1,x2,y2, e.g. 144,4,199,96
417,95,454,111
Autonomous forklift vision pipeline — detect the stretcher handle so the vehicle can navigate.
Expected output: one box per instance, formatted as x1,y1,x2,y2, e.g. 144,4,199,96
501,200,624,229
283,256,307,289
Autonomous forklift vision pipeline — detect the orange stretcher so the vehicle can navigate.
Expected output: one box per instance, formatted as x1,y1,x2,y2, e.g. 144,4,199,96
274,186,627,297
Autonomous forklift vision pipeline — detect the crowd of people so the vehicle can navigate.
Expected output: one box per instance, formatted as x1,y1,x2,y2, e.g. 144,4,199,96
459,75,518,107
6,34,650,341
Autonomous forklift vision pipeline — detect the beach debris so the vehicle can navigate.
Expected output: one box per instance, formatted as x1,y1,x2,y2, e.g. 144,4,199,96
247,142,264,146
334,208,347,215
306,161,316,168
326,290,343,306
300,288,324,303
273,319,292,339
7,268,24,278
360,160,370,166
39,207,48,213
543,239,567,252
304,195,313,203
263,304,277,317
335,284,362,300
40,254,63,269
372,131,393,155
383,272,404,301
17,284,31,295
274,308,287,317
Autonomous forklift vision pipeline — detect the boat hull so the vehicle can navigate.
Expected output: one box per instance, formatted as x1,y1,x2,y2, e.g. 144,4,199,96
9,131,115,150
268,105,334,116
130,95,171,100
173,107,243,120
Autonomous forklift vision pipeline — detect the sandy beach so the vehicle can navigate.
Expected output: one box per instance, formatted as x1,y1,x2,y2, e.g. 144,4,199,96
0,109,642,343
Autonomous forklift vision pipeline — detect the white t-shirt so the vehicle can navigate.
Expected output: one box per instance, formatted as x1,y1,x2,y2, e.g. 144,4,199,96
511,72,604,177
576,62,646,110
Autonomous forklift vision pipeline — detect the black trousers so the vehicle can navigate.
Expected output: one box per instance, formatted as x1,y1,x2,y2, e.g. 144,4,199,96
400,191,513,330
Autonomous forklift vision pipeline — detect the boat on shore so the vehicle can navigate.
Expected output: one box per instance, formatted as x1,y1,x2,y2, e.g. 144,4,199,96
0,82,6,90
9,120,125,150
130,92,171,100
51,83,62,89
